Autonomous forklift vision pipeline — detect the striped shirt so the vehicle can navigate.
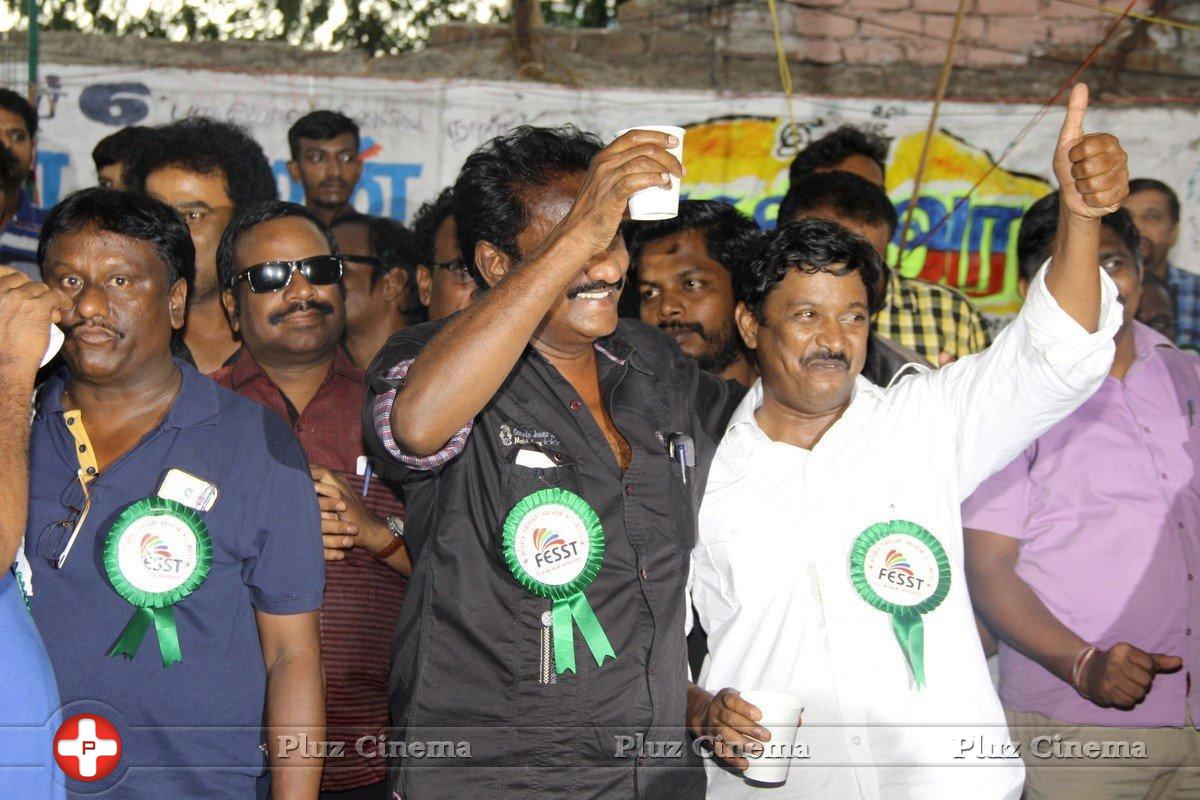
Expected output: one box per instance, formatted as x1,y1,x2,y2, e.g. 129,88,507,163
873,269,991,365
0,192,45,279
213,346,406,792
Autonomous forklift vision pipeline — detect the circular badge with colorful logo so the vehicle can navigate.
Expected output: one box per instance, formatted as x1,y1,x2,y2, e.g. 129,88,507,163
502,488,614,675
103,498,212,668
504,488,600,595
848,520,951,688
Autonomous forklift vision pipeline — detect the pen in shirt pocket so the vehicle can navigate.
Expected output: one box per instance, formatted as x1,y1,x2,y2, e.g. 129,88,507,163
357,455,373,496
1188,399,1195,428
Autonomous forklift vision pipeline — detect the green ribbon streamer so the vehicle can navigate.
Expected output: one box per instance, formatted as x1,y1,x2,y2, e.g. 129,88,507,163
551,593,616,675
890,612,926,689
108,606,184,668
848,520,949,691
103,498,211,670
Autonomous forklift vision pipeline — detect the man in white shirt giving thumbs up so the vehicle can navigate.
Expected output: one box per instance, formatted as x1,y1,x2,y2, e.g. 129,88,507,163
686,84,1129,800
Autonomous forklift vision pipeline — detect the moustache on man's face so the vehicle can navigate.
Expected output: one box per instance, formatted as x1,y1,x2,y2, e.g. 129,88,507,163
66,319,125,339
268,300,336,326
802,347,851,369
659,321,706,337
566,278,623,300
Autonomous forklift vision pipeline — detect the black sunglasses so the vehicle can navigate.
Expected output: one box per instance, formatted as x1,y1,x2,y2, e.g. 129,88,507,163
230,255,344,293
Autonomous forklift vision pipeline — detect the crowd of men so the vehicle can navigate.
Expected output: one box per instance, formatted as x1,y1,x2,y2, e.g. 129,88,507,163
0,80,1195,800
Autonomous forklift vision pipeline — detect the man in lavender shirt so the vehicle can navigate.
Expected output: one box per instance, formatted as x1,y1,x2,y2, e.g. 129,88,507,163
963,193,1199,800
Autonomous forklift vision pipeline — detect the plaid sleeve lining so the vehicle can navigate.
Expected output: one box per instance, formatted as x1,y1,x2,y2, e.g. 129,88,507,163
372,358,474,470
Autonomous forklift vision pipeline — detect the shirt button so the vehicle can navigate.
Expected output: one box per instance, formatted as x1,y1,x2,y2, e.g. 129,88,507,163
851,735,862,746
1189,574,1195,582
78,444,87,453
1144,426,1151,433
1161,473,1169,480
625,484,634,496
86,466,96,476
636,755,645,765
295,424,304,432
1188,628,1194,636
66,417,75,425
640,568,648,580
569,400,582,412
1180,522,1187,530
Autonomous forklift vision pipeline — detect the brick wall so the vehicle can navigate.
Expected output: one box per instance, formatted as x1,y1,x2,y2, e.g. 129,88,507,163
15,0,1199,102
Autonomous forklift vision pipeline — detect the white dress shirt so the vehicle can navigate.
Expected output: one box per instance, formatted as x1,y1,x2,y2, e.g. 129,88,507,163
692,264,1121,800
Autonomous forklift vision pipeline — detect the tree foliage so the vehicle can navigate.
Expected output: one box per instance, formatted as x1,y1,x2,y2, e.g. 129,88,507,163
2,0,632,55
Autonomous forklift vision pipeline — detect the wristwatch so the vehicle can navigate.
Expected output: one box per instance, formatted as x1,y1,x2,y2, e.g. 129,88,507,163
373,516,405,560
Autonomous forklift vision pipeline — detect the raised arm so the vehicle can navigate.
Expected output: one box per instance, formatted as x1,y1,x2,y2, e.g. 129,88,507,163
1044,83,1129,332
390,130,682,457
0,268,68,569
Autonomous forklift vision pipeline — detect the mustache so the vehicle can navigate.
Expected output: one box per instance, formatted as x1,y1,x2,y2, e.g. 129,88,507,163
659,321,706,338
65,320,124,339
802,347,850,369
268,301,336,325
566,279,623,300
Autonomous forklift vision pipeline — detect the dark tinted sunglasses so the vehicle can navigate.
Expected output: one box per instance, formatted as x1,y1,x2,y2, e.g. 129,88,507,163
230,255,344,293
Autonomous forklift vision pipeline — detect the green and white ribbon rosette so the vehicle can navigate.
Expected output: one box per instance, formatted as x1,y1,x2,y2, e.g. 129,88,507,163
503,488,615,675
848,520,950,689
103,497,212,668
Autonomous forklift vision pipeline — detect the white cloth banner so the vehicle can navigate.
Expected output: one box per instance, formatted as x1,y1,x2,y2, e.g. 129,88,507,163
30,65,1200,310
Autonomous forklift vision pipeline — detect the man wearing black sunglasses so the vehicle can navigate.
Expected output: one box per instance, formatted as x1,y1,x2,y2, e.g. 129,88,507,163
214,200,410,800
411,186,478,321
331,212,421,368
24,188,325,799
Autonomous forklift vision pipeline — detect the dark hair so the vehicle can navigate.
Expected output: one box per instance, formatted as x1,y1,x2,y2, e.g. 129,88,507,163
736,218,884,321
453,125,602,286
126,117,278,215
288,110,360,160
788,125,889,186
216,201,339,290
625,199,762,276
1128,178,1180,224
778,171,899,237
370,216,423,317
38,188,195,288
411,186,456,267
1016,192,1142,282
0,143,16,187
92,126,150,171
0,88,37,137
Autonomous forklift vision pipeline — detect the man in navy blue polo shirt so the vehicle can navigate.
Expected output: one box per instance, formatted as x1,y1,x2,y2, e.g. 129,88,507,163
24,188,326,799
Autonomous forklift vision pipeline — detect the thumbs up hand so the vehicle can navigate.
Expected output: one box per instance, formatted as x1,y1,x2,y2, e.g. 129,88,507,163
1079,641,1183,709
1053,83,1129,220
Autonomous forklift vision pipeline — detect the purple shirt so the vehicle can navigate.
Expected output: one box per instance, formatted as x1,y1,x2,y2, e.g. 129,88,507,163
962,322,1200,728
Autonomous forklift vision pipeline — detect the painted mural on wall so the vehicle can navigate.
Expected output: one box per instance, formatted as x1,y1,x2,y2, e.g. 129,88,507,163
29,66,1200,317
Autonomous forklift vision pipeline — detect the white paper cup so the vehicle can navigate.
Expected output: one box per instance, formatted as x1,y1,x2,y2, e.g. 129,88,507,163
615,125,685,220
740,690,804,785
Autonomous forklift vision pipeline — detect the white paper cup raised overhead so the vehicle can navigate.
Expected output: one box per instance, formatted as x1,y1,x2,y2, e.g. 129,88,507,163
615,125,685,221
739,690,804,786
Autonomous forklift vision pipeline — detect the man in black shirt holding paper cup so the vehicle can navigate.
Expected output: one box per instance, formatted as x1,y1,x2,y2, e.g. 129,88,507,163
364,124,741,799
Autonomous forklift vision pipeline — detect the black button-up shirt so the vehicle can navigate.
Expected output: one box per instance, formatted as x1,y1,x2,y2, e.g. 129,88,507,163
364,319,743,800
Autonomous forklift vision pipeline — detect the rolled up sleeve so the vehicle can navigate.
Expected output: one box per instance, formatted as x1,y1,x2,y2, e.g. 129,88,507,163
370,358,473,471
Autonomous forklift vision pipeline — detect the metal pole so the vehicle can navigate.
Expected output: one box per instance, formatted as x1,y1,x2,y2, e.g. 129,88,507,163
26,0,38,105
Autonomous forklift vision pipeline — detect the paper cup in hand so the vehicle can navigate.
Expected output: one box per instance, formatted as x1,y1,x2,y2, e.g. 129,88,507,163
740,690,804,785
615,125,684,220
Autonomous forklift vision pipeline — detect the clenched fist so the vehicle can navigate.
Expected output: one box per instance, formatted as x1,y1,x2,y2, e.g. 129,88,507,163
1080,642,1182,709
1053,83,1129,220
0,266,69,376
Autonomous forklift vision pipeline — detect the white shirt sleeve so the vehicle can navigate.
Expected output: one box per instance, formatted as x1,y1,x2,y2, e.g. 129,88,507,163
922,258,1121,499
